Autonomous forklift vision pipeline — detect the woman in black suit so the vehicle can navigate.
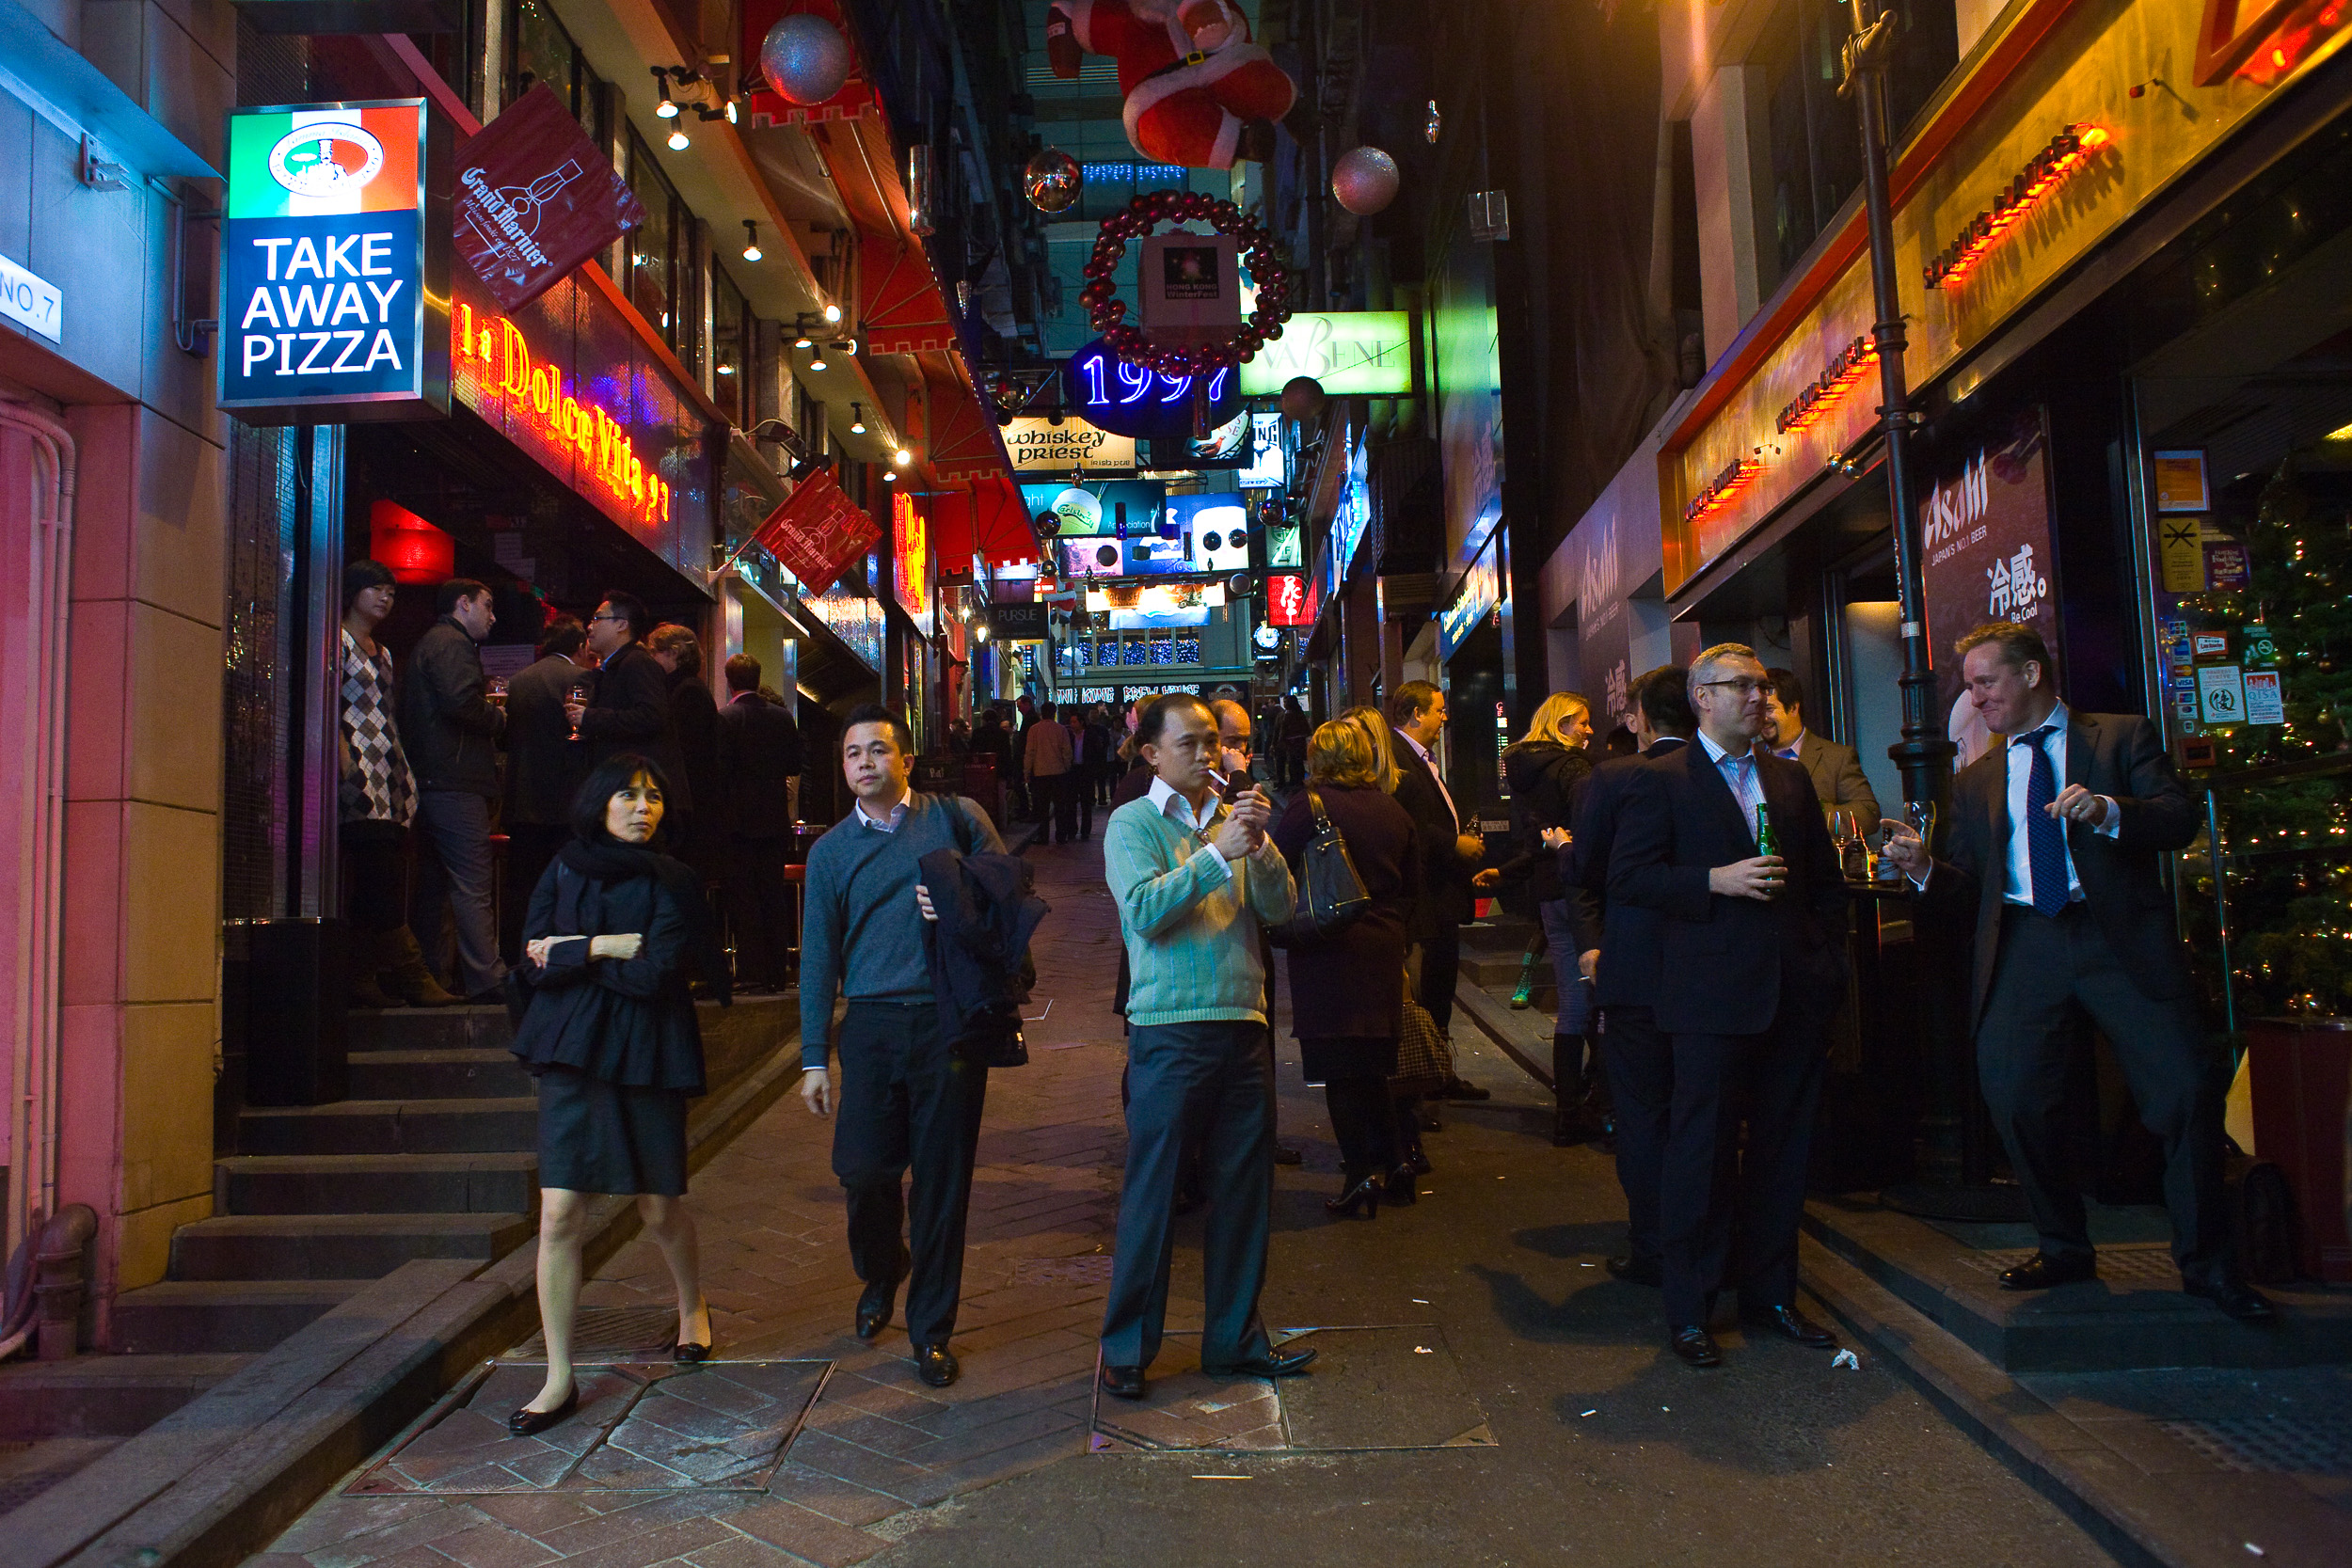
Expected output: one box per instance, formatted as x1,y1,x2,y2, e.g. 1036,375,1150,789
1272,714,1422,1217
505,752,727,1435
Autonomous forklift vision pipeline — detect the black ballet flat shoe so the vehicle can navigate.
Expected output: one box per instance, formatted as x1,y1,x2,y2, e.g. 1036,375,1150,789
1382,1167,1420,1207
1100,1363,1148,1401
1324,1177,1382,1219
674,1340,711,1363
507,1385,579,1436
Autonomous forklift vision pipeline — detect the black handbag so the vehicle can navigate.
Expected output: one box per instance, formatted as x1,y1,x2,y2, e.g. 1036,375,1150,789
1267,786,1373,948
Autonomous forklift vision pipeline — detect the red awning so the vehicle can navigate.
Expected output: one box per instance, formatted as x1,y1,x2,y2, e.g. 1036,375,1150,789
924,370,1006,481
861,236,957,354
930,475,1035,570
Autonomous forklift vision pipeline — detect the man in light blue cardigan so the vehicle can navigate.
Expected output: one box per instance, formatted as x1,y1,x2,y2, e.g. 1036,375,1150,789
1097,694,1313,1402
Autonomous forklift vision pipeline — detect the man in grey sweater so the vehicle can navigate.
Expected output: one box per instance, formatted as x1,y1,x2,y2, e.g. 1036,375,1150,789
798,704,1004,1388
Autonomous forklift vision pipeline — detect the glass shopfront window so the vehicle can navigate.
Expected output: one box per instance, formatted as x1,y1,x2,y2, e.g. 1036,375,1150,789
712,264,750,426
627,132,685,356
509,0,604,138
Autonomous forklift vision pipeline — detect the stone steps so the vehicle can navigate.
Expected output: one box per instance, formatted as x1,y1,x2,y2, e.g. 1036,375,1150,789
0,1354,254,1440
236,1096,538,1155
109,1280,372,1354
346,1048,535,1100
213,1152,538,1216
167,1212,533,1280
343,1004,515,1053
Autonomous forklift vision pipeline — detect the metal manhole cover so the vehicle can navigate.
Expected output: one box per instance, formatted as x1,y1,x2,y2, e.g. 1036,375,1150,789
503,1305,681,1360
1954,1246,2181,1288
1014,1256,1115,1288
346,1359,830,1494
2159,1415,2352,1474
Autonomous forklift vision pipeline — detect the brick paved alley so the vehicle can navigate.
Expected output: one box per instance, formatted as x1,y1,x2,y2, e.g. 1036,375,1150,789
254,839,2122,1568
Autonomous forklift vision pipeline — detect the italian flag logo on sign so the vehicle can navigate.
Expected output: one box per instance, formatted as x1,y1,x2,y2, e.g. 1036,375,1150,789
228,104,421,220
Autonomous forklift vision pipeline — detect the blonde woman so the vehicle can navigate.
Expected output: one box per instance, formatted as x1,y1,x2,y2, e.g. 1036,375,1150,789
1501,693,1598,1142
1270,717,1422,1215
1334,704,1434,1183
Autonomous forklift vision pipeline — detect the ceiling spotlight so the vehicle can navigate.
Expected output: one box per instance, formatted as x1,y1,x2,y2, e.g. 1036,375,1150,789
793,330,812,348
741,220,762,262
882,467,898,482
837,338,858,356
893,446,914,467
652,68,677,118
821,302,843,325
808,350,828,372
724,99,739,125
667,125,690,151
716,363,736,375
849,403,866,435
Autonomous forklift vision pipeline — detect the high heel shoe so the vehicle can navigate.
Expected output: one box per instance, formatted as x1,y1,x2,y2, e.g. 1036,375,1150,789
675,1299,713,1362
1383,1166,1421,1207
507,1383,579,1436
1323,1176,1382,1219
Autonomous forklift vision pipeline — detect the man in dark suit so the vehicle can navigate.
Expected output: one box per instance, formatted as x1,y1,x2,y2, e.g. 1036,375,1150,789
1610,643,1850,1368
1388,682,1495,1101
718,653,806,993
1879,621,2270,1321
501,616,598,963
1763,668,1881,824
1566,664,1693,1287
564,590,689,793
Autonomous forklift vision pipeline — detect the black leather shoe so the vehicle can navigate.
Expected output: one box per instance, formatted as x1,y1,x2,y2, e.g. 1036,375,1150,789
507,1384,579,1436
1605,1255,1662,1287
914,1343,960,1387
1325,1177,1382,1219
1100,1363,1148,1401
1274,1143,1304,1166
855,1276,898,1340
1668,1326,1722,1368
1998,1252,2097,1291
2184,1275,2277,1322
1204,1346,1317,1379
1741,1303,1837,1348
1382,1166,1420,1207
1443,1077,1492,1101
1400,1146,1433,1178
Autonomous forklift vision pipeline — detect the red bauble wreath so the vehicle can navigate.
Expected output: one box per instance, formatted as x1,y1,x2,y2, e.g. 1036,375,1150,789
1078,189,1293,379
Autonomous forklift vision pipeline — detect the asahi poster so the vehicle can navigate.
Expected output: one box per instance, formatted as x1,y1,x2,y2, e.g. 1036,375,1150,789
1921,411,2058,768
453,83,644,312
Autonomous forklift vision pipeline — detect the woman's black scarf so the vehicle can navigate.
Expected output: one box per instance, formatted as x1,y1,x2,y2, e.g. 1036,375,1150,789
557,837,733,1006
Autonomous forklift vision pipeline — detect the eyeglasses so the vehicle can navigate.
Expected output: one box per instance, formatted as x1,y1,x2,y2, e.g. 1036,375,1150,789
1695,678,1769,696
588,613,622,625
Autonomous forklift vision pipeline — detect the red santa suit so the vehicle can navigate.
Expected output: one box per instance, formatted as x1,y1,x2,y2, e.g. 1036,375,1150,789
1047,0,1296,170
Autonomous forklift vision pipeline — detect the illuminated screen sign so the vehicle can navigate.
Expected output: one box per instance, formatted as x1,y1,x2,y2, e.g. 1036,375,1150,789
1060,338,1242,439
1238,411,1283,489
1170,495,1248,572
449,262,712,579
221,100,450,423
1438,538,1502,660
893,491,933,635
1265,572,1311,627
1237,311,1412,396
1020,480,1164,536
1004,416,1137,476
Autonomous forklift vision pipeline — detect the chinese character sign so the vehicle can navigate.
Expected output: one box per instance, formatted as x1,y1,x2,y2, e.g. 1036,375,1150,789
222,101,450,423
1921,411,2058,768
1265,572,1311,627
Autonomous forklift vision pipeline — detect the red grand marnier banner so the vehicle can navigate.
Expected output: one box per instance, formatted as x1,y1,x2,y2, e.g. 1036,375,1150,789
454,84,644,312
751,467,882,595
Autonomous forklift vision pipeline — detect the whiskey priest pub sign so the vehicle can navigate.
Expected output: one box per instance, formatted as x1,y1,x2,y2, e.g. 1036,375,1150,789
221,100,452,424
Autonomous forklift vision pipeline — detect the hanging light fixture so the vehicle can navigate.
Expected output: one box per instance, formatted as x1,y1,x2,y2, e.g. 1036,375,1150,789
667,124,691,151
808,346,828,372
741,220,762,262
652,68,678,118
849,403,867,435
821,301,843,325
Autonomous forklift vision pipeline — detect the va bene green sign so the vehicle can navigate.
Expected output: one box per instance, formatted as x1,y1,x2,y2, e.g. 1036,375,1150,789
1238,310,1412,396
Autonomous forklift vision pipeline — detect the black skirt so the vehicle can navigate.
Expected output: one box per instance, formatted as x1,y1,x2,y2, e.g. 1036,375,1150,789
536,1066,689,1196
1298,1034,1399,1084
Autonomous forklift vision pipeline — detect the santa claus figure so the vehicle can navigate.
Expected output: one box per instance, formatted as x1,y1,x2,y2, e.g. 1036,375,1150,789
1047,0,1297,170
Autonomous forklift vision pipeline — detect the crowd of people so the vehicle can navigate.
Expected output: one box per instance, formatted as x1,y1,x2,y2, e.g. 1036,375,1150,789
354,581,2276,1430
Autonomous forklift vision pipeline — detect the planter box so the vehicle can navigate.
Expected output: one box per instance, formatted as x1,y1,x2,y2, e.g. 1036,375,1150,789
2244,1016,2352,1282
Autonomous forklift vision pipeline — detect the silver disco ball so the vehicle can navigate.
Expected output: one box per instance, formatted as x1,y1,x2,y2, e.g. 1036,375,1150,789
1330,145,1400,215
760,14,851,106
1024,148,1082,214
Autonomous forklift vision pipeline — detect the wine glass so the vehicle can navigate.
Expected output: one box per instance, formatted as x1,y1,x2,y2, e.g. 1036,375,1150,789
566,679,592,741
1828,807,1863,879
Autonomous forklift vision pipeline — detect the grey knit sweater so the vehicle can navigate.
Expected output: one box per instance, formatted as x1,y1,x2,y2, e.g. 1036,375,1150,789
798,791,1002,1068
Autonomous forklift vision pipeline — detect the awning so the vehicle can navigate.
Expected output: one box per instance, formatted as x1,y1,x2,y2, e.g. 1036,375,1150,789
862,235,957,355
929,475,1036,569
923,368,1006,482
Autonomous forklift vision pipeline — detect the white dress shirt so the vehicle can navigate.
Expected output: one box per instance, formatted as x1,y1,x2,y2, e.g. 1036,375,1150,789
1149,774,1236,880
1399,731,1459,830
1697,728,1764,844
2000,703,2121,907
855,784,913,832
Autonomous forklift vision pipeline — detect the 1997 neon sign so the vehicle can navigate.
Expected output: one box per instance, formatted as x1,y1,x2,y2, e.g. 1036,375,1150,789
1059,338,1242,440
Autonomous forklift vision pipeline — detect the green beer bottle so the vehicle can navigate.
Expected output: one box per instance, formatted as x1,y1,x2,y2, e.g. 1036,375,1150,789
1755,802,1780,857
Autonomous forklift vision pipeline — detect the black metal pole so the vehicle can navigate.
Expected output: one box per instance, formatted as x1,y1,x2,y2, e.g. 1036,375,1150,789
1842,0,1953,811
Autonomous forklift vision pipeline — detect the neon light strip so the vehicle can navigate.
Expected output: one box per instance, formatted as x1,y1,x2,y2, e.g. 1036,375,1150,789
1682,453,1763,528
1926,125,2110,291
1775,334,1881,436
452,300,673,528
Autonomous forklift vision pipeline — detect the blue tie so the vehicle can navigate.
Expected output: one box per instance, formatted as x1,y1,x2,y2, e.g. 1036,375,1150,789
2018,725,2069,916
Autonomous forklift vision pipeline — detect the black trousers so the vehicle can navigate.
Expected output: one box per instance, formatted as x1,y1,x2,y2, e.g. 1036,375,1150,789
501,821,568,962
340,821,408,932
1977,903,2233,1281
1072,770,1095,840
1417,923,1462,1035
1322,1075,1399,1177
1102,1022,1275,1370
1661,1005,1828,1325
831,1002,989,1348
725,834,794,989
1049,773,1079,841
1600,1004,1671,1271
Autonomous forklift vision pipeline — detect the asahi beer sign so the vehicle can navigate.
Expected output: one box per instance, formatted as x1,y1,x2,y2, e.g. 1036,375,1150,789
1003,417,1137,476
221,101,450,423
1922,411,2057,768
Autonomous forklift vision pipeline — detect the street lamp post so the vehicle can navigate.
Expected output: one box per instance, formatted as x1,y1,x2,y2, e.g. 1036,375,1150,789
1840,0,1954,812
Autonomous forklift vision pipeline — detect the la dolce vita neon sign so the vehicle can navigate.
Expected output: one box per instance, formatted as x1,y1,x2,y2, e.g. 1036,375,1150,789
453,301,673,527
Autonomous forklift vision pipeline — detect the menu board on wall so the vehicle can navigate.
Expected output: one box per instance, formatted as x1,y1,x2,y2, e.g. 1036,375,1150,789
1920,411,2058,768
449,259,714,584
